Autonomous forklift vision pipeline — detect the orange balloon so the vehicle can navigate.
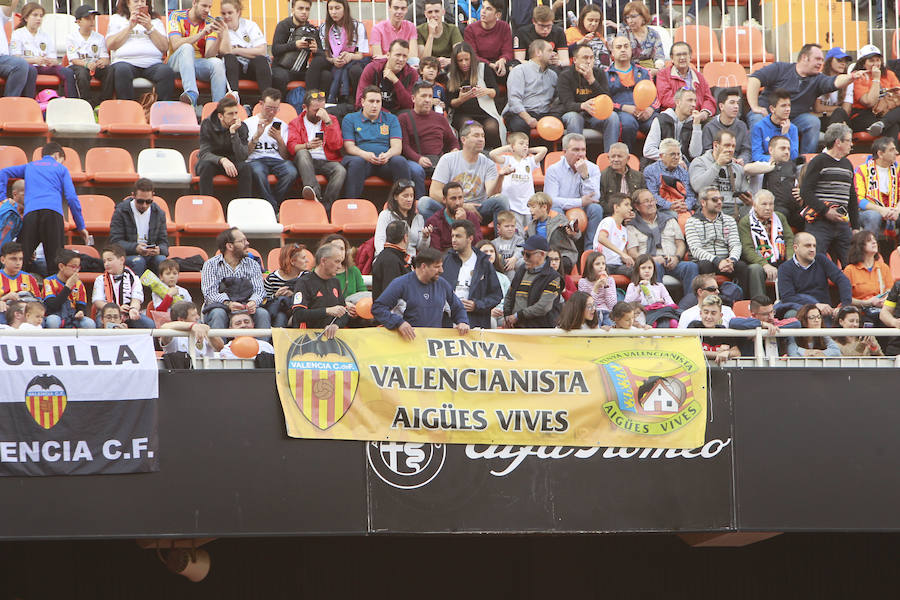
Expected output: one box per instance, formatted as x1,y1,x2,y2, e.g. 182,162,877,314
355,296,374,320
633,79,657,111
536,116,565,141
230,336,259,359
591,95,613,120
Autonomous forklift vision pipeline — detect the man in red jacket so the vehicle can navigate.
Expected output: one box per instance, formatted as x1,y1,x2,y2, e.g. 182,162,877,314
655,42,716,118
287,89,347,213
355,39,418,112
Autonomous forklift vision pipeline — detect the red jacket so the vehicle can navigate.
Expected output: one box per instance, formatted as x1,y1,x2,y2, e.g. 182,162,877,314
286,110,344,162
656,65,717,115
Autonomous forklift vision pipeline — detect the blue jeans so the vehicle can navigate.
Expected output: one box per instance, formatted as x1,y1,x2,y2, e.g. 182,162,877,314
0,55,36,97
204,306,271,329
610,109,655,149
341,155,411,198
665,259,700,296
562,111,617,153
552,201,603,248
168,43,227,102
45,315,96,329
859,209,884,234
417,195,510,227
408,159,427,199
248,157,298,210
126,253,168,276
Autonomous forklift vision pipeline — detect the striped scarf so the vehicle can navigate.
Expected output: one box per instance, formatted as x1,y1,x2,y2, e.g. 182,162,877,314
860,158,900,209
748,211,784,264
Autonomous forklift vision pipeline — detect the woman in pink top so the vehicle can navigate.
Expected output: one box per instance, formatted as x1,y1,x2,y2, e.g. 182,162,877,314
318,0,370,103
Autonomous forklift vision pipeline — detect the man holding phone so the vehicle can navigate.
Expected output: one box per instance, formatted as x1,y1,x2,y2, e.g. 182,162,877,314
287,88,346,214
167,0,229,106
242,87,298,211
108,177,170,275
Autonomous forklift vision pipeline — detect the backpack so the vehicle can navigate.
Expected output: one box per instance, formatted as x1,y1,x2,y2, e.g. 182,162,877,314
0,200,22,247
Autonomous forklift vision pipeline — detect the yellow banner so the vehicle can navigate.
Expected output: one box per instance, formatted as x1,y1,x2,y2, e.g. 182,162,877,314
274,329,708,448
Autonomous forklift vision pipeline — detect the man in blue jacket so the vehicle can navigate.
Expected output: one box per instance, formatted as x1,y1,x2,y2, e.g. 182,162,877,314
441,219,502,329
0,143,88,275
373,247,470,340
750,89,799,162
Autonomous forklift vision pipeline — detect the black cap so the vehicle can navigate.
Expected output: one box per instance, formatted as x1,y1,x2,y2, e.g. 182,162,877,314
73,5,100,19
523,236,549,252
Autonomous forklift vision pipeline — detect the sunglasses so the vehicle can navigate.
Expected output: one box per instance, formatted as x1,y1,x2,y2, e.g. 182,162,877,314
308,91,325,99
700,286,719,293
134,198,153,205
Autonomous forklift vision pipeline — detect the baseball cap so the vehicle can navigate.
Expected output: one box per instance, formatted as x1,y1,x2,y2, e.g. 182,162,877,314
825,47,850,61
523,236,550,252
73,5,100,19
857,44,882,61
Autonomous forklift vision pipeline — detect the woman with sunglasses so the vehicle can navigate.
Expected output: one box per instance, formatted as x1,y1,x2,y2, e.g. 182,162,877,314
834,305,883,356
108,179,170,276
374,180,432,258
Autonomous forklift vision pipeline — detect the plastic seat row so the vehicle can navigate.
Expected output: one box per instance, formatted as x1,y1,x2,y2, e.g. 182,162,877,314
675,25,774,66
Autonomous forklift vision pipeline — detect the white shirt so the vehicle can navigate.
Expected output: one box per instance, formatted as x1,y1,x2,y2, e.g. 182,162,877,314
162,334,217,358
66,29,108,62
130,200,151,245
220,339,274,358
91,269,145,304
10,28,56,58
678,304,735,328
0,10,11,55
500,154,537,216
106,14,166,67
224,18,265,50
454,252,477,301
244,114,289,161
302,115,326,161
151,285,192,309
594,217,628,266
877,165,891,195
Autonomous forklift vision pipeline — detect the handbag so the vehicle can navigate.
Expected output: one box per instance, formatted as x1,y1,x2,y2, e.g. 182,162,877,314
873,89,900,117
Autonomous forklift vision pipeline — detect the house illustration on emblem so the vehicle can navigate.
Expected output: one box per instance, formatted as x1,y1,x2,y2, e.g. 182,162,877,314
637,376,686,415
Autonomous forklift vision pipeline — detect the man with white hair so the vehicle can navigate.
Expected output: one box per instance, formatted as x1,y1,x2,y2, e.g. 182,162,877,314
643,138,695,218
738,190,794,298
543,133,604,244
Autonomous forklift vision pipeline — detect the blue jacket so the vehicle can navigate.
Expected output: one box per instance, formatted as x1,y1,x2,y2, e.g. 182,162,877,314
0,157,84,230
607,64,656,109
777,255,852,307
750,115,799,162
441,248,502,329
372,271,469,329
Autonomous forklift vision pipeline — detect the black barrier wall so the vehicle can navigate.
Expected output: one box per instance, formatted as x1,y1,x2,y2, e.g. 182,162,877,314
2,369,900,539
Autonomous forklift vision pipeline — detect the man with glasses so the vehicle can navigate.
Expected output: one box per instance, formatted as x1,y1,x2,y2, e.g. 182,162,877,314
288,88,346,214
799,122,859,267
514,5,568,68
643,138,695,218
242,87,298,211
109,177,170,275
677,274,737,328
655,42,716,117
686,186,752,299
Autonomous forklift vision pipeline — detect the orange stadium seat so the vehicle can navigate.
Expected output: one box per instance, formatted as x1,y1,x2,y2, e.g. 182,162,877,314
85,147,139,185
0,97,49,135
702,61,749,92
331,198,379,235
150,101,201,136
674,25,723,63
279,199,340,238
174,195,229,240
720,26,774,66
98,100,153,136
32,146,88,183
847,153,869,170
0,145,27,169
544,151,564,173
891,248,900,281
201,101,249,121
153,196,178,234
77,195,116,234
166,245,209,284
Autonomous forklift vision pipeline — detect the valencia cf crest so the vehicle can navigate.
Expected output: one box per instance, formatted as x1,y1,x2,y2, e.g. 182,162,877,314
39,42,46,51
91,44,98,53
24,374,67,430
286,334,359,430
243,34,250,43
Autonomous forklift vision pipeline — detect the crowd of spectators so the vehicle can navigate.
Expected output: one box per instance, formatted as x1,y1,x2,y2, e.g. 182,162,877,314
4,0,900,362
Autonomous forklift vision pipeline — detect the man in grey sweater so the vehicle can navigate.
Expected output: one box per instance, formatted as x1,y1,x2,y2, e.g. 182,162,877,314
503,39,558,134
689,129,752,219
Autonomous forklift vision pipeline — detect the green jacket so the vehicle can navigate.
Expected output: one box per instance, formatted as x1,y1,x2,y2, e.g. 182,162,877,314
738,211,794,266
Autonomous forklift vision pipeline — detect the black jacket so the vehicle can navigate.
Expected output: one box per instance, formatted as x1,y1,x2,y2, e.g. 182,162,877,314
599,166,645,212
440,248,503,329
198,115,249,165
271,16,318,66
108,199,169,256
503,260,562,328
372,245,411,300
555,65,610,115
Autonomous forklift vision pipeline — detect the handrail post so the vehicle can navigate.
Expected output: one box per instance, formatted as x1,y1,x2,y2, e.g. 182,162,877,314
754,328,765,367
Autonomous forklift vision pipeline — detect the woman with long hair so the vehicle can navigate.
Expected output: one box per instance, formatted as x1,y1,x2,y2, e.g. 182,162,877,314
833,305,883,356
264,243,309,327
843,229,892,322
106,0,175,101
218,0,273,98
318,0,370,103
850,45,900,138
447,41,504,148
815,48,852,129
787,304,841,357
11,3,77,98
547,248,577,300
565,5,610,67
374,179,431,257
558,291,600,331
476,239,511,329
